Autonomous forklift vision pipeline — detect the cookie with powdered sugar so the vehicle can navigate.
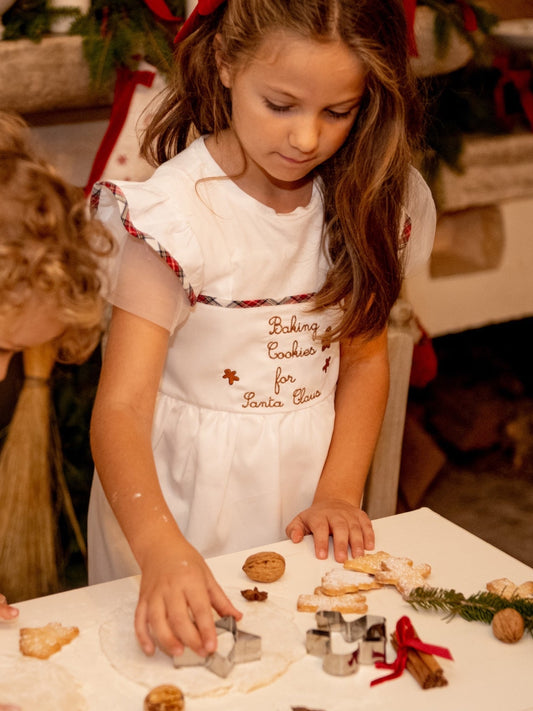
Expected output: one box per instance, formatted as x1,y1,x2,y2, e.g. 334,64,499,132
297,590,368,614
344,551,431,598
343,550,393,574
320,567,382,596
374,558,431,597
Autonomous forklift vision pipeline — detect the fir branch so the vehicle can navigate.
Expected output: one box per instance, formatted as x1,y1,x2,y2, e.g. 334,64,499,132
140,15,175,77
71,1,183,89
406,586,533,636
2,0,81,41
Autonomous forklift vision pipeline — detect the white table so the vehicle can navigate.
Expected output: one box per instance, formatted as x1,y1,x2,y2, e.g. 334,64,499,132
2,507,533,710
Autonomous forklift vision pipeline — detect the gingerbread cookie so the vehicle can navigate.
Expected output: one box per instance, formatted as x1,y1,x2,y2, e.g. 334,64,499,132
374,558,431,596
297,591,368,614
343,551,392,575
19,622,79,659
344,552,431,597
487,577,533,599
320,568,382,596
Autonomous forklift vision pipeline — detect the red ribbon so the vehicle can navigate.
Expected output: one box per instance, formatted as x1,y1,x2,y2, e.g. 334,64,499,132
174,0,227,43
456,0,478,32
371,616,453,686
403,0,418,57
142,0,182,22
493,53,533,132
84,67,156,197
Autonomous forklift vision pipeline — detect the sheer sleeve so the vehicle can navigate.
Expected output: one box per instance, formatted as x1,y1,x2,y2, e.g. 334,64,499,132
108,234,191,333
402,167,437,277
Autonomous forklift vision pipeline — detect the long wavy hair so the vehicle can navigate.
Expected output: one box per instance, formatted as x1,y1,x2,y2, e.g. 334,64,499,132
0,112,114,363
142,0,423,340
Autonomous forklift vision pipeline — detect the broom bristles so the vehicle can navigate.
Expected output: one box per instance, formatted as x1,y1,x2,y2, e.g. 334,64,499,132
0,344,60,603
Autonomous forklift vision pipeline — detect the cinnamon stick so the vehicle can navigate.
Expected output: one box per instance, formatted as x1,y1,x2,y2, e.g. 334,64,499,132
391,631,448,689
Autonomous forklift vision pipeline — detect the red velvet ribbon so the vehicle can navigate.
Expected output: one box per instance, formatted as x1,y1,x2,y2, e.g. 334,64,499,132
493,53,533,132
371,616,453,686
84,67,156,197
142,0,182,22
174,0,227,43
403,0,478,58
456,0,478,33
403,0,418,57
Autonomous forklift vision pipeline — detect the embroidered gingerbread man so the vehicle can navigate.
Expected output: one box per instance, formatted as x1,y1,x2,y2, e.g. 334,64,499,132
223,368,240,385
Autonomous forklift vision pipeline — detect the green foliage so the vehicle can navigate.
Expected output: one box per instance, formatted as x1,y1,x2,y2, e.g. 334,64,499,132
71,0,185,88
406,586,533,635
1,0,82,41
2,1,184,86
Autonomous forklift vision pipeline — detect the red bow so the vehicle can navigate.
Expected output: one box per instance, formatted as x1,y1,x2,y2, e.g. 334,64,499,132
371,616,453,686
174,0,227,43
493,53,533,132
142,0,181,22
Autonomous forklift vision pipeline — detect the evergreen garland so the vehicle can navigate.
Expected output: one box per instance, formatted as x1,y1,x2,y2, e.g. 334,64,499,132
406,586,533,636
71,1,185,88
1,0,82,41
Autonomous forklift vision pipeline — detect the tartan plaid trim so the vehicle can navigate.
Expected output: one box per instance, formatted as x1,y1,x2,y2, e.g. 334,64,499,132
92,180,412,311
400,214,411,248
196,293,315,308
92,181,198,306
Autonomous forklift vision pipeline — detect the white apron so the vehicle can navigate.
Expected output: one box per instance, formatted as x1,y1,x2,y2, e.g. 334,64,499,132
88,297,339,582
87,138,436,584
88,139,340,583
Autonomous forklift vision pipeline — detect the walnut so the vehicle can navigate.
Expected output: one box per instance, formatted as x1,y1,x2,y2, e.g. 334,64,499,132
491,608,525,644
241,587,268,601
144,684,184,711
242,551,286,583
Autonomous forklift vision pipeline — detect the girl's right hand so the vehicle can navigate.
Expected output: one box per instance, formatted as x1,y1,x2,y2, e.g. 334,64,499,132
0,594,18,621
134,540,242,658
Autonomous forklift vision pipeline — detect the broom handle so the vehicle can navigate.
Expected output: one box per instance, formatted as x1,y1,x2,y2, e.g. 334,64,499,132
23,342,56,380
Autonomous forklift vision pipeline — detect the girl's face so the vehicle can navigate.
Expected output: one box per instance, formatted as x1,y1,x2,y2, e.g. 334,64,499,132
217,31,366,200
0,297,65,380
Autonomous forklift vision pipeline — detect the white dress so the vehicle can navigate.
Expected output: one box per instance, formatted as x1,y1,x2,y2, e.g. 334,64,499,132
88,137,436,583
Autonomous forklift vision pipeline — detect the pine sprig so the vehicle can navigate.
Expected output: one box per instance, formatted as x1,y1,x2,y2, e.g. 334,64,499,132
406,586,533,636
71,1,184,89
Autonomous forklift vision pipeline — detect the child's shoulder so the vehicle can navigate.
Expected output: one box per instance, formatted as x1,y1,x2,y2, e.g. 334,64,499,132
403,166,436,232
97,137,211,208
401,165,436,275
157,136,215,182
406,165,433,204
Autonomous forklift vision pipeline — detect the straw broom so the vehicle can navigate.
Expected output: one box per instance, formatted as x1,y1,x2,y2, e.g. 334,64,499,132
0,342,87,603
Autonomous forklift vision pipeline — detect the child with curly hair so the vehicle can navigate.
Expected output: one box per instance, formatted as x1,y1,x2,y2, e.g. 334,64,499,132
0,111,114,619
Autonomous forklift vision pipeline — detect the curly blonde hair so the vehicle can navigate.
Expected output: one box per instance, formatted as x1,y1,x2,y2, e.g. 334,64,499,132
142,0,423,341
0,112,114,364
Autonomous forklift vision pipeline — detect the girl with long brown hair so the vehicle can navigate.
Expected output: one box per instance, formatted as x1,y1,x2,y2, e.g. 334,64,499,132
88,0,435,659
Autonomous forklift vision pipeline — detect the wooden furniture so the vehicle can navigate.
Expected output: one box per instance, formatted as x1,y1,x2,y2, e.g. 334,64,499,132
364,300,416,519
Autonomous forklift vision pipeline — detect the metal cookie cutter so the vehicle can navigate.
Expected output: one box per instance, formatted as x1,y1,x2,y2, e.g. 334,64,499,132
306,612,386,676
173,616,261,678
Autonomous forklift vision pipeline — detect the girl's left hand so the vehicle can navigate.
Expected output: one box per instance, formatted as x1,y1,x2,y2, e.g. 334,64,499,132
285,498,375,562
0,594,18,621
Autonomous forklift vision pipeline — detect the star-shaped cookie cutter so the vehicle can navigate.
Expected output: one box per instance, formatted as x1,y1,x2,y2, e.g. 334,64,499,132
306,612,386,676
173,616,261,678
